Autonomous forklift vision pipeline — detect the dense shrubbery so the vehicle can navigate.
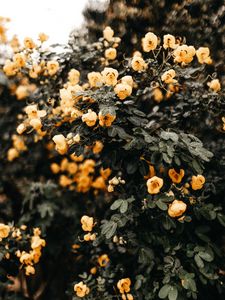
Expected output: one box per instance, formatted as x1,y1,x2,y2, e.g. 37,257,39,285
0,3,225,300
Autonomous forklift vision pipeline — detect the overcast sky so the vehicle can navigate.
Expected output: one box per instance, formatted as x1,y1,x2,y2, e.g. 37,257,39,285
1,0,105,44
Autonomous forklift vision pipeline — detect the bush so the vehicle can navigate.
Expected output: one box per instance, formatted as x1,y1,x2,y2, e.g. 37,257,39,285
0,6,225,300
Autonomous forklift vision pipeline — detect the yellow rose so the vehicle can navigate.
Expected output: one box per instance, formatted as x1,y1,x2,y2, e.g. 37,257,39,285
168,168,185,184
98,111,116,127
13,53,26,68
82,109,98,127
168,200,187,218
47,60,59,76
38,32,49,42
93,141,104,154
163,34,177,49
191,175,205,190
88,72,103,88
105,47,117,60
152,87,163,103
68,69,80,85
114,83,132,100
147,176,163,194
117,278,131,294
3,60,18,76
0,223,10,240
81,215,94,232
24,37,35,49
101,67,118,86
131,55,147,72
25,265,35,276
31,236,46,249
196,47,212,64
74,281,90,298
161,69,177,84
103,26,114,42
7,148,19,161
173,45,196,64
207,79,221,92
142,32,158,52
98,254,110,267
121,75,134,87
52,134,68,155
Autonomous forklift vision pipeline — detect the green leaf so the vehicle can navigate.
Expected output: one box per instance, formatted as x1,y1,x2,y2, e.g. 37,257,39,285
168,287,178,300
156,199,168,211
158,284,171,299
194,254,204,268
120,201,128,214
217,213,225,227
110,199,123,210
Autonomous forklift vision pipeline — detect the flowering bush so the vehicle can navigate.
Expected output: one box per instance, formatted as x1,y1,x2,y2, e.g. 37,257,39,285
0,4,225,300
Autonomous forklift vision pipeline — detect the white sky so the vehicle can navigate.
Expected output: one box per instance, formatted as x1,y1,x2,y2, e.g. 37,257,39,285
1,0,104,44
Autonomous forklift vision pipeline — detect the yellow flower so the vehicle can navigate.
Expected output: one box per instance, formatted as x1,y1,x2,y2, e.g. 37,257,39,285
24,37,35,49
98,111,116,127
98,254,109,267
168,200,187,218
173,45,196,64
93,141,104,154
161,69,177,84
163,34,177,49
196,47,212,64
105,48,117,60
38,32,49,42
68,69,80,85
147,176,163,194
25,265,35,276
16,123,26,135
131,55,147,72
114,83,132,100
7,148,19,161
103,26,114,42
207,79,221,92
0,224,10,240
152,87,163,103
168,169,185,183
3,60,18,76
191,175,205,190
101,67,118,86
59,175,73,187
121,75,134,87
31,236,46,249
82,109,98,127
29,118,42,130
13,53,26,68
15,85,29,100
52,134,68,155
88,72,103,88
74,281,90,298
50,163,60,174
117,278,131,294
81,215,94,232
84,233,96,241
142,32,158,52
47,60,59,76
20,252,33,265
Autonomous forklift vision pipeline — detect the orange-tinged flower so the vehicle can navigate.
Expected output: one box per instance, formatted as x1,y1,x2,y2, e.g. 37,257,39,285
191,175,205,190
142,32,158,52
114,83,132,100
103,26,114,42
147,176,163,194
105,47,117,60
152,87,163,103
74,281,90,298
25,265,35,276
47,60,59,76
98,254,110,267
99,111,116,127
88,72,103,88
117,278,131,294
81,215,94,232
207,79,221,92
131,55,147,72
0,223,10,240
68,69,80,85
163,34,177,49
196,47,212,64
168,168,185,183
101,67,118,86
161,69,177,84
173,45,195,64
52,134,68,155
82,109,98,127
168,200,187,218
